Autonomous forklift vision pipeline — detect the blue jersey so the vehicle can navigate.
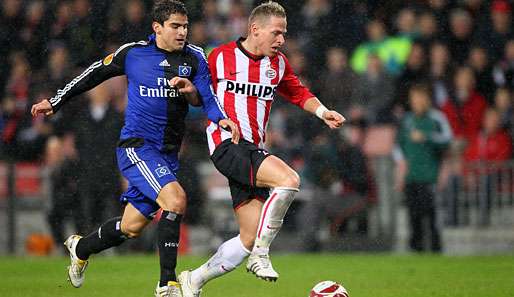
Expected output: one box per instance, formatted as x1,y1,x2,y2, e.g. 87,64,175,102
49,34,226,153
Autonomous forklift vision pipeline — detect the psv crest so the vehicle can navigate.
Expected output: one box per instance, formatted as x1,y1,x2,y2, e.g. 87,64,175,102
265,68,277,79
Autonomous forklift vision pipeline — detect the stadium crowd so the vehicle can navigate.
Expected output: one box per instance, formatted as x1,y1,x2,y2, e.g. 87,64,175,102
1,0,513,252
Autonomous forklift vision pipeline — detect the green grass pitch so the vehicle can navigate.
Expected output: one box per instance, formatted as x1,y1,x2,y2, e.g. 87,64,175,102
1,253,513,297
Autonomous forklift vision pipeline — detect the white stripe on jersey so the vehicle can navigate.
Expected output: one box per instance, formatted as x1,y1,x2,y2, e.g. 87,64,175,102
115,40,147,56
278,55,286,80
50,61,103,106
234,48,253,143
257,56,271,147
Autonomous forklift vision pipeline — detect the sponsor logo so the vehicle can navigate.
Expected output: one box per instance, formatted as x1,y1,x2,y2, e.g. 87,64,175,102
103,53,114,65
155,165,171,177
225,80,277,100
229,71,241,76
159,59,171,67
265,68,277,79
178,65,192,77
139,78,180,98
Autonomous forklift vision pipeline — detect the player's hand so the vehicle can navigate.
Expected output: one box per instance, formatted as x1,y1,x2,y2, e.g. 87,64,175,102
169,77,196,94
219,119,240,144
31,99,54,117
322,110,345,129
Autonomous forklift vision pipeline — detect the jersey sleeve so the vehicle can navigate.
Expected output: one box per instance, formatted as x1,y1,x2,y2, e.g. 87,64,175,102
277,54,315,108
49,45,130,113
191,46,227,124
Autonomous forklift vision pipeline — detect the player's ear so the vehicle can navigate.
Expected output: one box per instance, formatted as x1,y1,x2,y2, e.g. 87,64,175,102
152,21,162,35
249,22,259,37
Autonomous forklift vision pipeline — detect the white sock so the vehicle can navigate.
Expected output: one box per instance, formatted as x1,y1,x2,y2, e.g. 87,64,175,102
190,235,250,289
252,187,298,254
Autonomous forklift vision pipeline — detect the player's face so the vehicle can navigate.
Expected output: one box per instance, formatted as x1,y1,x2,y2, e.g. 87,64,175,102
153,13,188,51
255,16,287,57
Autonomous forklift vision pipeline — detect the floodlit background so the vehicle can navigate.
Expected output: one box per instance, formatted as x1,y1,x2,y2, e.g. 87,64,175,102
1,0,514,288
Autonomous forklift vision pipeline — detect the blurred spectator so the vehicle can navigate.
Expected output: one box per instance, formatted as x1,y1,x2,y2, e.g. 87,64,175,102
318,47,357,114
353,54,395,124
416,11,439,48
475,0,513,63
441,66,488,143
49,0,73,42
72,85,123,230
464,108,513,163
446,9,474,64
201,0,225,41
395,42,429,113
35,43,73,91
226,0,247,39
468,46,496,102
298,0,332,73
20,1,48,69
351,20,412,75
394,7,417,38
463,108,513,226
493,87,513,140
493,39,514,89
427,0,451,38
189,21,208,48
334,119,372,236
117,0,149,43
429,42,454,107
1,53,32,158
296,130,342,251
396,84,452,252
45,135,85,249
67,0,98,67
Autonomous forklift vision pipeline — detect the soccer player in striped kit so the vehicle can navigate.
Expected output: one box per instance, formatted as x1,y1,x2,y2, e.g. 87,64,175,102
30,1,238,296
178,2,345,296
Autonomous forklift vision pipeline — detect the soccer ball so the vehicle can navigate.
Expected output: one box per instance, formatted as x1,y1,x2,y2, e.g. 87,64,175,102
309,280,349,297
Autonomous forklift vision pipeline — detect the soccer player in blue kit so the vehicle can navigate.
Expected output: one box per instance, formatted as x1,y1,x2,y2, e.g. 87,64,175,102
30,1,238,296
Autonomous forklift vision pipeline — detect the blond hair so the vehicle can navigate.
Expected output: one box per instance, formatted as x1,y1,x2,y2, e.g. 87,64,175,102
248,1,286,24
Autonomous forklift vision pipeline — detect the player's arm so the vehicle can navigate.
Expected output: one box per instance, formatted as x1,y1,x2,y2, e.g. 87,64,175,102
31,47,129,117
277,55,345,129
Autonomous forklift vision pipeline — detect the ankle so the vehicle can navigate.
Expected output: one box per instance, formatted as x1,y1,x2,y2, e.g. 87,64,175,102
252,246,269,255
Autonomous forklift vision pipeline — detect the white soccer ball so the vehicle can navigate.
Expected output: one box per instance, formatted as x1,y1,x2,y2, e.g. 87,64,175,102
309,280,349,297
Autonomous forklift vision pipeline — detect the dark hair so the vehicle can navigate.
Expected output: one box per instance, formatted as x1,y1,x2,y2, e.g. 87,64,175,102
409,83,432,98
249,1,286,24
152,0,188,24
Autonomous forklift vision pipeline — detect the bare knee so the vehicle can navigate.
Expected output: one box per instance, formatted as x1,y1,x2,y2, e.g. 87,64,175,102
121,222,143,238
279,170,301,189
158,184,187,213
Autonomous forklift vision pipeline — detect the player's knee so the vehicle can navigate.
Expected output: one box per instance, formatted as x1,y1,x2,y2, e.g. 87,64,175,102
120,223,143,238
158,186,187,213
280,170,301,189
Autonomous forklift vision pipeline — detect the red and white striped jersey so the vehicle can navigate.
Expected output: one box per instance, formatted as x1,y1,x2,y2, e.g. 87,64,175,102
206,39,314,154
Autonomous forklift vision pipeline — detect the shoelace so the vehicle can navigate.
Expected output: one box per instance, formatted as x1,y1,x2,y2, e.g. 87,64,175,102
257,255,271,269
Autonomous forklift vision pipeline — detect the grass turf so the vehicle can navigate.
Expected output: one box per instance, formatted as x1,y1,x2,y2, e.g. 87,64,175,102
1,253,513,297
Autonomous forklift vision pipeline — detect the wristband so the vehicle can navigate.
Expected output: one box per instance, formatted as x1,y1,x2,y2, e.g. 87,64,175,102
315,105,329,119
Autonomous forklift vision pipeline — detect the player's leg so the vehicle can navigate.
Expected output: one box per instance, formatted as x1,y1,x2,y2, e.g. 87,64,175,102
65,202,149,288
180,199,260,296
154,181,186,291
246,155,300,280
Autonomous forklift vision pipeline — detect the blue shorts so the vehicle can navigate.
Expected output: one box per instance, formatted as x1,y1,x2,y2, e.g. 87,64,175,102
116,143,179,219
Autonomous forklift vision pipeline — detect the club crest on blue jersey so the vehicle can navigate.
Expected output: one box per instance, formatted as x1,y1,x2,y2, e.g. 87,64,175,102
155,165,171,177
178,65,192,77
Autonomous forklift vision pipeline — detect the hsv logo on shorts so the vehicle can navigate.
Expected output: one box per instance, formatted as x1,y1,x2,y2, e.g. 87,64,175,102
155,165,171,177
